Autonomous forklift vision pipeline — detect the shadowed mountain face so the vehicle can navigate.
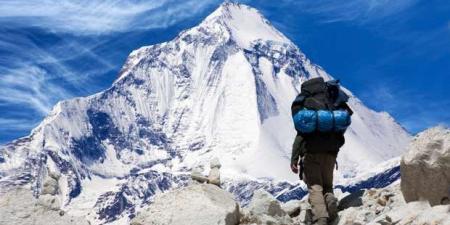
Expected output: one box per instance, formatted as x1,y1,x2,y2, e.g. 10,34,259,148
0,3,411,224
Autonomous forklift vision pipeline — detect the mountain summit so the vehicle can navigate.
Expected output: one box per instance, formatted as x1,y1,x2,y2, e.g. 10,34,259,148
0,3,411,224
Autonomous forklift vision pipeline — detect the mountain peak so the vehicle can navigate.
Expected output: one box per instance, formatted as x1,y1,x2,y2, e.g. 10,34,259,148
201,2,291,48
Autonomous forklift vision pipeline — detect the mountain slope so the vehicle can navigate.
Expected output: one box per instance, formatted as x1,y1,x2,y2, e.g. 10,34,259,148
0,3,411,224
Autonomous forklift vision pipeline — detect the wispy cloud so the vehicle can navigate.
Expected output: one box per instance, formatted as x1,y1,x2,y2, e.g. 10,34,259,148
0,0,221,144
0,0,219,35
0,118,40,132
0,28,115,118
0,66,71,114
292,0,418,24
362,82,450,133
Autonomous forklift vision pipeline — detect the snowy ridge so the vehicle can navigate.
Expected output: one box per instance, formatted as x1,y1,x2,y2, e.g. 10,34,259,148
0,2,411,224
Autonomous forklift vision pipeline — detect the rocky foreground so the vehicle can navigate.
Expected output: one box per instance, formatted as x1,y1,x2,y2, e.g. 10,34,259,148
0,128,449,225
130,126,450,225
128,181,450,225
2,181,448,225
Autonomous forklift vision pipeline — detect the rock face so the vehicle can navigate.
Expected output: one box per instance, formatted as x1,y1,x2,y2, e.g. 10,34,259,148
241,189,292,225
130,184,240,225
0,188,89,225
400,126,450,206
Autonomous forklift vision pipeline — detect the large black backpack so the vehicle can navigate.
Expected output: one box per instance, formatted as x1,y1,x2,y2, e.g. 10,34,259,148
291,77,349,114
291,77,352,153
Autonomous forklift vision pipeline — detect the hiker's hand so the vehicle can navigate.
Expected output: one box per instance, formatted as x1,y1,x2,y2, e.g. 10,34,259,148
290,164,298,174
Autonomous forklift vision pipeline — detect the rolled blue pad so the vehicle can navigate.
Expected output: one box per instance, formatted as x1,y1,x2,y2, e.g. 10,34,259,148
333,110,351,131
293,109,317,133
317,110,334,132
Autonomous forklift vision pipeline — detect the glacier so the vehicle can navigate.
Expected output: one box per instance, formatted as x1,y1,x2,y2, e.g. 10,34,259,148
0,2,411,224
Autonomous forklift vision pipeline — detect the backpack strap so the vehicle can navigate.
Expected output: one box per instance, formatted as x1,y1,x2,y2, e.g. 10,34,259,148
299,157,305,180
293,94,306,105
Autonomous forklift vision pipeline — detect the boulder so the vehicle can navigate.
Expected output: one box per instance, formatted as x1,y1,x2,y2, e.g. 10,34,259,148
131,183,240,225
400,126,450,206
0,188,89,225
41,176,59,195
281,199,301,217
243,189,293,225
208,157,222,186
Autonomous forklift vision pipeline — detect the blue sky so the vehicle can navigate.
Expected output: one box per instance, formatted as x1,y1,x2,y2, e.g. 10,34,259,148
0,0,448,144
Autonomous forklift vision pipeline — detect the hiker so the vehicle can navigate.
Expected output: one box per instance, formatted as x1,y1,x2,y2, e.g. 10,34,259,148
290,77,353,225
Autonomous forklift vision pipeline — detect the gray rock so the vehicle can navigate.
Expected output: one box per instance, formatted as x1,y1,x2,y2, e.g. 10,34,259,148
41,176,59,195
338,189,364,211
191,166,209,183
208,167,221,186
37,194,61,210
0,188,89,225
131,183,239,225
48,169,61,180
208,158,221,186
400,126,450,206
281,199,301,217
243,189,292,225
210,157,222,169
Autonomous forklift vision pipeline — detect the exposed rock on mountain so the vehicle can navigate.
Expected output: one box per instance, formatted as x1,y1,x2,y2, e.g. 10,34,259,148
400,126,450,206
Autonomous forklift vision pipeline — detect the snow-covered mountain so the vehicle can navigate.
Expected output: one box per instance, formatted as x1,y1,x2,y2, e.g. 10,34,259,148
0,2,411,224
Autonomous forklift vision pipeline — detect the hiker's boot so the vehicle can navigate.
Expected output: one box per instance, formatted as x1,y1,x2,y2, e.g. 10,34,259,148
324,192,338,222
313,217,328,225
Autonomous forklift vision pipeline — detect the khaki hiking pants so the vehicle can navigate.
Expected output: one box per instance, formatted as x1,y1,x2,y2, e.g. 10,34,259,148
303,152,337,221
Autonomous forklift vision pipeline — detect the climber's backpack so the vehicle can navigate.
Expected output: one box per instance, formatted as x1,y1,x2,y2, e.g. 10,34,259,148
291,77,352,152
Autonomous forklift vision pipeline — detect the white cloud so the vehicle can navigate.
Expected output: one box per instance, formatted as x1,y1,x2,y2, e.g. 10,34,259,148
0,66,71,114
0,0,219,35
